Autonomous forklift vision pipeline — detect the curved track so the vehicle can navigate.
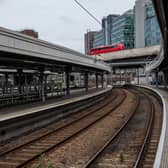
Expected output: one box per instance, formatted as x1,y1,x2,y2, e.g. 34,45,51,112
0,89,126,168
85,87,162,168
0,87,162,168
36,88,138,168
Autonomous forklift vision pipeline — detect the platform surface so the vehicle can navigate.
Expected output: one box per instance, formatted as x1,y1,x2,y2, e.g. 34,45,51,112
0,87,111,122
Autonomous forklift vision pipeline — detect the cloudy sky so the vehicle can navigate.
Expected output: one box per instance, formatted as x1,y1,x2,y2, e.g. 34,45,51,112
0,0,135,53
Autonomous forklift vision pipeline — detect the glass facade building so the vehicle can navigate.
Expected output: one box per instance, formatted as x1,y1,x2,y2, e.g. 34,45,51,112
102,15,119,45
93,14,119,48
145,2,161,46
93,30,104,48
111,10,134,49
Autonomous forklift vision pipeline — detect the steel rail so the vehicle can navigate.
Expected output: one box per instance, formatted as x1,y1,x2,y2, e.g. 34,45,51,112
15,90,126,168
0,91,113,156
0,90,127,168
133,90,155,168
84,89,140,168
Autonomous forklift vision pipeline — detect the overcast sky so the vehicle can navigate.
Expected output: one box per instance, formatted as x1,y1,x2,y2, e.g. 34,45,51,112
0,0,135,53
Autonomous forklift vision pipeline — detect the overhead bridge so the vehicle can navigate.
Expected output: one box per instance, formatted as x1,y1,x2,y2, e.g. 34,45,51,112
100,45,160,68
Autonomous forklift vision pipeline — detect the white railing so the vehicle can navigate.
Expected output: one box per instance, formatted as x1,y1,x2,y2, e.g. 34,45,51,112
145,45,164,72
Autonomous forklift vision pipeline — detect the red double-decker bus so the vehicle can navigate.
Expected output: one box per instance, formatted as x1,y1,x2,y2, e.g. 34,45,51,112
88,43,125,55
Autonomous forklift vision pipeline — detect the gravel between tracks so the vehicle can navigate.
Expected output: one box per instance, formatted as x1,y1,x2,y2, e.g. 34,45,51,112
89,88,162,168
0,90,116,155
89,89,151,168
29,89,136,168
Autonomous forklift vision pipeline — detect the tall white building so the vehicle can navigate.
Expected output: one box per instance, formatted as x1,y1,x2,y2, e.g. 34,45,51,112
135,0,151,48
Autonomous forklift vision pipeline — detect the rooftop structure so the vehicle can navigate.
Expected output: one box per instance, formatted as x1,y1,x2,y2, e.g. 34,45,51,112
19,29,38,38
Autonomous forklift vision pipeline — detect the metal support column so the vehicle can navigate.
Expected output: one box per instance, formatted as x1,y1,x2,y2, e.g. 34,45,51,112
110,68,113,86
101,73,104,88
66,67,70,95
4,73,8,94
96,73,98,89
84,72,88,91
40,70,46,102
18,69,22,94
120,69,122,85
137,68,140,85
44,75,47,97
125,69,127,83
25,73,28,97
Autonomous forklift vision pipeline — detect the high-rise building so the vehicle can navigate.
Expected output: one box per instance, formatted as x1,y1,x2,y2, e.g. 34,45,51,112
111,10,134,49
93,30,104,48
92,14,119,48
134,0,151,48
102,15,119,45
144,2,161,46
84,31,96,54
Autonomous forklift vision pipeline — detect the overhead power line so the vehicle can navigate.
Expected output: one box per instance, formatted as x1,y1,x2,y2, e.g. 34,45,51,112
73,0,122,44
73,0,101,25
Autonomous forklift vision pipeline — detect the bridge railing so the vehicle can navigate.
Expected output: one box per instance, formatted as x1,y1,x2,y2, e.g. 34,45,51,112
145,45,163,72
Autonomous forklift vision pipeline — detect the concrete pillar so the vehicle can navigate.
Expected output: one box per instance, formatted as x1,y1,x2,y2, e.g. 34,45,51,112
95,73,98,89
145,72,149,85
84,72,88,91
66,68,70,95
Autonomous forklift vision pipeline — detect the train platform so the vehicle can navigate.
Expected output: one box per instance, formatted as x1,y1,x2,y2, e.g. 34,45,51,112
0,87,111,122
139,85,168,168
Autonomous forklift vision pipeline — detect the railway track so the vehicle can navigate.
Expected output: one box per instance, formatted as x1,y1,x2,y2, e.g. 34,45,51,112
0,89,114,154
0,89,127,168
135,88,162,168
85,87,162,168
36,89,137,168
0,87,161,168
